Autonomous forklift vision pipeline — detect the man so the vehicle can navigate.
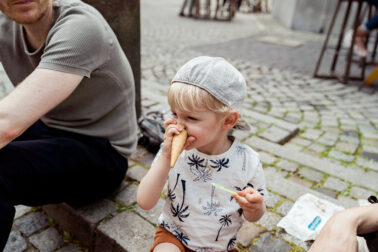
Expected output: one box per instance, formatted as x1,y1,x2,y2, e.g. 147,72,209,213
0,0,138,249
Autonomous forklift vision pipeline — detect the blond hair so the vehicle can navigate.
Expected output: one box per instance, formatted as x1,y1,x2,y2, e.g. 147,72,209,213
168,82,231,114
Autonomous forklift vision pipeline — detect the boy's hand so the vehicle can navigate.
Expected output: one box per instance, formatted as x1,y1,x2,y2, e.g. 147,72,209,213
161,118,182,159
162,118,196,159
233,187,265,222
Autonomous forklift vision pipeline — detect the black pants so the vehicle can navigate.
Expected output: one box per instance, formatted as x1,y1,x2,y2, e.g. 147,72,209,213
0,121,128,250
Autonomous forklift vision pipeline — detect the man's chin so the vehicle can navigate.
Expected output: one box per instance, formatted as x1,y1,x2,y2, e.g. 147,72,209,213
11,13,40,24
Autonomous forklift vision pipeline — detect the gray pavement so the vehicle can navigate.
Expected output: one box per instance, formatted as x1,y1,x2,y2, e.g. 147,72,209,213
1,0,378,251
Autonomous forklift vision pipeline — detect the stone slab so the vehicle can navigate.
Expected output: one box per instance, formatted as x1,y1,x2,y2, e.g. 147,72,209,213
258,152,277,165
15,212,49,237
264,168,351,208
76,199,118,224
115,183,138,206
298,167,324,183
43,203,96,249
242,109,299,134
126,165,149,182
246,136,378,192
97,210,155,252
14,205,32,219
237,222,266,247
249,232,291,252
4,231,27,252
323,177,349,192
265,193,283,209
135,198,165,225
259,125,293,144
256,211,282,231
256,35,305,47
29,228,64,252
276,200,294,216
276,160,299,172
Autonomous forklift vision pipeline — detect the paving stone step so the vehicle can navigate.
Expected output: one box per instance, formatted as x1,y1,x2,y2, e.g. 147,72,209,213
264,168,356,209
246,136,378,192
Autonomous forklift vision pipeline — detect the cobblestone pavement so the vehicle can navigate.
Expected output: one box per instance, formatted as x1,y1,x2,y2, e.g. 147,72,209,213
1,0,378,251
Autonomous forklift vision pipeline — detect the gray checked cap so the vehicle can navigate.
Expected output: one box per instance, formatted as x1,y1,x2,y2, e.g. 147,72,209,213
171,56,250,131
171,56,246,108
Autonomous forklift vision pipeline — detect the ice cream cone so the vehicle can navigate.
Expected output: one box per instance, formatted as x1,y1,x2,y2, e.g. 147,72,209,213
170,129,187,168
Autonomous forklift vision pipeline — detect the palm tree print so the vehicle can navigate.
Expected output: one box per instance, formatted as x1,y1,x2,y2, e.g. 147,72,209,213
210,158,229,172
236,145,247,171
202,185,222,216
215,214,232,241
173,230,190,245
168,173,180,201
257,187,265,196
160,220,170,230
188,155,213,182
227,236,237,250
170,180,190,222
230,183,254,202
187,154,205,169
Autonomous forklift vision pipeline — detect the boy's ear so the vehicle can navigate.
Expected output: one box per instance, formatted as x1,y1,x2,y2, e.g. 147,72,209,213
222,111,239,130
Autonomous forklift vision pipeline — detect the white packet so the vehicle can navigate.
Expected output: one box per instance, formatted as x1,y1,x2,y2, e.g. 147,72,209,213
277,193,344,241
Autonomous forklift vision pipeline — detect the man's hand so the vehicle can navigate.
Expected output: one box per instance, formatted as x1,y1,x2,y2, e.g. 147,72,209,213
233,187,265,222
0,68,83,149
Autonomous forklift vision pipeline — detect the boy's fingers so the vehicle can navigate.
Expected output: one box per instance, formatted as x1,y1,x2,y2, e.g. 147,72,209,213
163,118,177,129
245,193,263,204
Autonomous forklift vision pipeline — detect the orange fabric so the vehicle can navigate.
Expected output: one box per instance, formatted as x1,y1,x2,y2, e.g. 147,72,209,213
150,226,239,252
150,226,186,252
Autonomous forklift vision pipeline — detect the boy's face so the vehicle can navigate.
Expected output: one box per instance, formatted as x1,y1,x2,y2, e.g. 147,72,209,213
171,105,228,155
0,0,50,24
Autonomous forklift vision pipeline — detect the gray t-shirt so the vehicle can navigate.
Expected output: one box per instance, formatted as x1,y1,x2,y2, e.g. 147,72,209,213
0,0,138,157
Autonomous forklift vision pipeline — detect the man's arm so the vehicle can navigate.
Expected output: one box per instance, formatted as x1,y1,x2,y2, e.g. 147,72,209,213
309,204,378,252
0,68,83,148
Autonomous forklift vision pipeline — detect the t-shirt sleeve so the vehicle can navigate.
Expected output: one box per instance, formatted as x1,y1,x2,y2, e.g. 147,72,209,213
38,13,111,77
248,154,267,200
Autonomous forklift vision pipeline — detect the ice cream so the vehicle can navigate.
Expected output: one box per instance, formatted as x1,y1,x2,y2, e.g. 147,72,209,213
170,128,187,168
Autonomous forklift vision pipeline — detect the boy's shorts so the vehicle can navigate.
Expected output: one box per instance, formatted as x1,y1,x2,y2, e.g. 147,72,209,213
150,226,239,252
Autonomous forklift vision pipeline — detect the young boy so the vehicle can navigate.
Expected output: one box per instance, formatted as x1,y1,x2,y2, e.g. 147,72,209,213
137,56,267,252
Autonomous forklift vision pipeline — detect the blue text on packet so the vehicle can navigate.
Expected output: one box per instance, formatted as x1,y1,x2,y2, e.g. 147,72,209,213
308,216,322,231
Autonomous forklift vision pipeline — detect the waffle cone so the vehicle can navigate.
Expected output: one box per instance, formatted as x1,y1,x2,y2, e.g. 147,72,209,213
170,129,187,168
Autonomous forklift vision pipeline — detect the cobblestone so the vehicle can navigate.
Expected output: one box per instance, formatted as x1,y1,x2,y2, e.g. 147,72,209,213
287,175,314,188
29,228,64,252
236,222,266,247
126,165,149,182
323,177,349,192
276,200,294,216
4,231,27,252
249,232,291,252
328,149,355,163
258,151,277,165
350,187,377,200
15,212,49,237
356,157,378,171
2,0,378,250
265,193,283,209
298,167,324,183
335,142,359,154
275,160,299,172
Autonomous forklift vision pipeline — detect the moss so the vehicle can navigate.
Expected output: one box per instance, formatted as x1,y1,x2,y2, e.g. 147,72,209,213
63,230,74,243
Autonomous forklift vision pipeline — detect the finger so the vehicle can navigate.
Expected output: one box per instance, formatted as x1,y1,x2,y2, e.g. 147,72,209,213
163,118,177,129
245,192,263,204
233,193,248,206
164,126,181,139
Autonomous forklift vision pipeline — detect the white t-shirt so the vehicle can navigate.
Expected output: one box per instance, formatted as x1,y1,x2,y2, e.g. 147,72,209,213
157,138,267,251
